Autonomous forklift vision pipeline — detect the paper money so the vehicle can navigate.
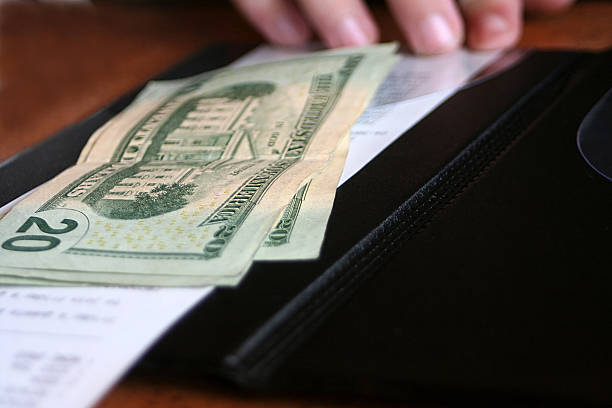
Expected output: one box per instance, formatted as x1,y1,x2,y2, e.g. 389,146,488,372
255,131,349,260
0,44,398,286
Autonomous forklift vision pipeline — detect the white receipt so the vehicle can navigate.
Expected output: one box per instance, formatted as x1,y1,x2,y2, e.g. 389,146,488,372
0,45,501,408
0,282,211,408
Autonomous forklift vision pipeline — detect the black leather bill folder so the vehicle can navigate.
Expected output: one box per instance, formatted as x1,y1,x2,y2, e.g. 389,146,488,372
1,44,611,406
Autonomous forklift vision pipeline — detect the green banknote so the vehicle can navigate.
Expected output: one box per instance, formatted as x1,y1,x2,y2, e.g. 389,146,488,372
0,132,349,285
0,44,397,286
254,131,350,260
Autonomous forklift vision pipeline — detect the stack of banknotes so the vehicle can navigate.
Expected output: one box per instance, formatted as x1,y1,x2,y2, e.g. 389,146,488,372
0,44,398,286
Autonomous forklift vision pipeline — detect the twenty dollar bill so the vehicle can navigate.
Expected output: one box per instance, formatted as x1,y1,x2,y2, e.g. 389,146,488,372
0,44,398,286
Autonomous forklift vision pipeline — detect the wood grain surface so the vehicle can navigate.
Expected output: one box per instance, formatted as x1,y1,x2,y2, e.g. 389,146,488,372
1,1,611,407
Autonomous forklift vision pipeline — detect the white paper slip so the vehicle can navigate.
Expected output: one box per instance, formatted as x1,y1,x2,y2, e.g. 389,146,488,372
340,89,454,185
0,285,211,408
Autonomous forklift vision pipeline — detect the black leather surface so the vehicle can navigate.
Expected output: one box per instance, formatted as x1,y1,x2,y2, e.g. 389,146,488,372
253,51,612,404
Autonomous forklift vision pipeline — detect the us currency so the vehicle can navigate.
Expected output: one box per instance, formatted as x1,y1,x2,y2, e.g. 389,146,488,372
84,80,349,262
254,131,349,260
0,136,345,285
0,44,398,286
1,134,349,281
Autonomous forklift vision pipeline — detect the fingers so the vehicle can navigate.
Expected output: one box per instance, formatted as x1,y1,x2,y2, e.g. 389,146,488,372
458,0,522,50
231,0,311,46
296,0,379,48
235,0,379,49
233,0,573,53
386,0,464,55
524,0,574,14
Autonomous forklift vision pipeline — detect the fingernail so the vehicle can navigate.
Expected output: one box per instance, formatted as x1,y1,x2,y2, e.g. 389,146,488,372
413,13,459,54
470,12,518,49
334,16,371,47
480,13,510,35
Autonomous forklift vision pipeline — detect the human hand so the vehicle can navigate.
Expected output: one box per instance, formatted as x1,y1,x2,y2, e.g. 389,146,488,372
231,0,574,54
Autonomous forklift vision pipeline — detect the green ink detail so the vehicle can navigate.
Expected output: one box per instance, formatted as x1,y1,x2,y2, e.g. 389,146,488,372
263,182,310,247
16,217,78,235
39,164,114,212
205,82,275,100
103,183,195,220
2,235,61,252
199,159,294,259
114,81,276,162
65,247,220,261
43,162,198,220
109,73,215,161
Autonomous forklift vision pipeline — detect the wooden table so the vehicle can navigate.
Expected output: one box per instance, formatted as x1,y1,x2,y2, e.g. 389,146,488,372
1,1,611,407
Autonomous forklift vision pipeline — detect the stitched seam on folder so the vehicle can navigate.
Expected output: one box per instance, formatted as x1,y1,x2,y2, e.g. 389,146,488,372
245,91,556,375
224,54,582,386
226,146,488,378
228,59,576,380
238,121,530,376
